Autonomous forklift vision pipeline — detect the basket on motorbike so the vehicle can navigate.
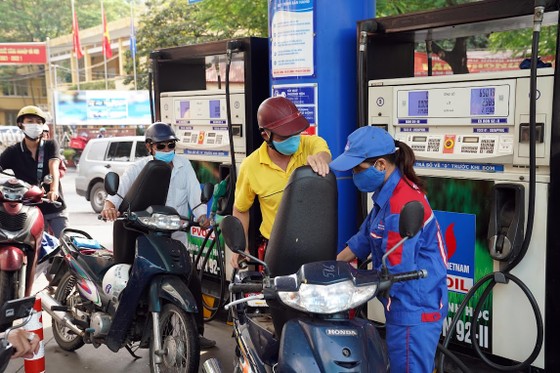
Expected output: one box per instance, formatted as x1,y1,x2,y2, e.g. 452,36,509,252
68,136,88,150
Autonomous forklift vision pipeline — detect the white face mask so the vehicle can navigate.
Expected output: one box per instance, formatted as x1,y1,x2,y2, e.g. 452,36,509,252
22,123,43,140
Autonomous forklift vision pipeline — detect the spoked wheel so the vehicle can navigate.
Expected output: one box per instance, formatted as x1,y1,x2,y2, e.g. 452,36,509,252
150,303,200,373
52,272,85,351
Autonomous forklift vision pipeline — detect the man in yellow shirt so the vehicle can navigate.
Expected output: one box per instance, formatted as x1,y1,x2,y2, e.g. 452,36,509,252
231,96,331,268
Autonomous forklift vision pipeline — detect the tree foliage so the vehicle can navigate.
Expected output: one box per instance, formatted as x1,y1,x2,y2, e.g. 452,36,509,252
125,0,267,89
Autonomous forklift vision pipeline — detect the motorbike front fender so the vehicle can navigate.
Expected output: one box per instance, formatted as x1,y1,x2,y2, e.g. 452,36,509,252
0,246,24,271
149,275,198,314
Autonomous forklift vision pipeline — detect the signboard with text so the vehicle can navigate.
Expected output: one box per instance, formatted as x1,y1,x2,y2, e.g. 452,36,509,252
0,43,47,65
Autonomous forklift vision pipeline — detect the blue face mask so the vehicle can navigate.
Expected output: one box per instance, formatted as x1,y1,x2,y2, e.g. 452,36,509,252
154,151,175,163
273,134,301,155
352,165,386,193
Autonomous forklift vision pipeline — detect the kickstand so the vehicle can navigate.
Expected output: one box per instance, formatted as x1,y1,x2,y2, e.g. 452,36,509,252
125,344,142,360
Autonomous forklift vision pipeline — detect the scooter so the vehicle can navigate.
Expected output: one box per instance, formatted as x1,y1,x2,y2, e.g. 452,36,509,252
39,160,213,373
202,166,427,373
0,169,61,305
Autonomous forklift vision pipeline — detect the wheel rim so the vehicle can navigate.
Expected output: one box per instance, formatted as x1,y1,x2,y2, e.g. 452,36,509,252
160,309,188,370
93,189,107,208
55,276,80,342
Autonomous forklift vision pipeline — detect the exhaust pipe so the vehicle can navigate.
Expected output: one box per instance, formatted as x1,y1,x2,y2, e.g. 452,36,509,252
38,290,84,336
201,358,223,373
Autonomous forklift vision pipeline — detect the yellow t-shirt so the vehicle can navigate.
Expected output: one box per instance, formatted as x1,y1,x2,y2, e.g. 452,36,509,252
234,135,331,239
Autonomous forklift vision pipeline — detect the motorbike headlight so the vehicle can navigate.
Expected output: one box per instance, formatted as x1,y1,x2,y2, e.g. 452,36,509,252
277,279,378,314
1,186,24,201
137,213,182,231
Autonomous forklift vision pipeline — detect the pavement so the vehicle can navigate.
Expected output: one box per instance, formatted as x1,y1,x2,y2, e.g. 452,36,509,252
4,167,236,373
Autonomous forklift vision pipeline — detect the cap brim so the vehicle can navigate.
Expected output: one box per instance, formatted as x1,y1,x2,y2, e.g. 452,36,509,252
272,115,310,137
329,153,364,171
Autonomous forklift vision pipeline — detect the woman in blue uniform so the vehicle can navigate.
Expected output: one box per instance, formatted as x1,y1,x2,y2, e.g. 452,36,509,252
331,126,448,373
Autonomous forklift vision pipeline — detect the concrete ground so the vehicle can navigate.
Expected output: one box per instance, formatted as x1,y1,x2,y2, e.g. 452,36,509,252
4,168,236,373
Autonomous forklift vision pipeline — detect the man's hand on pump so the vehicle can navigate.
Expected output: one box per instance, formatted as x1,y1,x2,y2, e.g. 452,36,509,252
197,215,211,229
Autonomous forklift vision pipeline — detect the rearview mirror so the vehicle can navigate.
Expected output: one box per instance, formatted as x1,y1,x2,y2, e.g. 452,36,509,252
201,183,214,204
104,172,119,196
399,201,425,238
220,215,246,253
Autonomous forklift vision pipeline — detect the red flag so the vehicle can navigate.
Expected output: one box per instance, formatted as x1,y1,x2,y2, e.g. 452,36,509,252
72,10,83,59
102,8,112,58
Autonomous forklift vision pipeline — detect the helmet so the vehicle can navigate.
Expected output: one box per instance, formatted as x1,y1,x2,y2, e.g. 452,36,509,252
257,96,309,137
144,122,177,143
17,105,47,124
99,127,106,132
102,264,131,301
42,124,50,132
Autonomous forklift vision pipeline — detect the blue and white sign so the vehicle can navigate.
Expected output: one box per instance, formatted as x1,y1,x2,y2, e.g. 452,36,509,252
273,83,318,127
415,161,504,173
269,0,315,78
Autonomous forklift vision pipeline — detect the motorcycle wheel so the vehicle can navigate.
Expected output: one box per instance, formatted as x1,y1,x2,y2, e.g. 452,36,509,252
149,303,200,373
0,271,17,330
52,272,85,351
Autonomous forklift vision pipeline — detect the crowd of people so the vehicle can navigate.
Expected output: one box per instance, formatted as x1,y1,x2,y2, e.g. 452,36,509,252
0,99,447,371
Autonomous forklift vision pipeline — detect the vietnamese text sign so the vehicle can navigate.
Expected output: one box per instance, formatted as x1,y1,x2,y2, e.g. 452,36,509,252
0,43,47,65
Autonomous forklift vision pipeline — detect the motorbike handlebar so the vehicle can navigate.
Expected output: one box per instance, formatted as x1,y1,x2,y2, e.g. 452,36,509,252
229,283,264,293
392,269,428,283
41,198,62,208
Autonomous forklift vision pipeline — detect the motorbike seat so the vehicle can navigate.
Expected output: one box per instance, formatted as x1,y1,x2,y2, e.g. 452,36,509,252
113,160,172,265
265,165,338,276
264,165,338,336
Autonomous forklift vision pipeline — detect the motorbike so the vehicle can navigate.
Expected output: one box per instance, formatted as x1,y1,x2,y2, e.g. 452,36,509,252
202,166,427,373
0,168,61,306
0,296,37,372
39,160,213,373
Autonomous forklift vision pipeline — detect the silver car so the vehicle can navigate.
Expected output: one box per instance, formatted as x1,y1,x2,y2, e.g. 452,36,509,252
75,136,150,212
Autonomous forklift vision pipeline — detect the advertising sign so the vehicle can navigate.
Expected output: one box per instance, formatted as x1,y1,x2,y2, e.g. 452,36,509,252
0,43,47,65
269,0,315,78
272,83,318,134
54,90,151,126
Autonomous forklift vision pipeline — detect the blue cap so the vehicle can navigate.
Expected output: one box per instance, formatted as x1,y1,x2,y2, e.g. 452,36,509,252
330,126,397,171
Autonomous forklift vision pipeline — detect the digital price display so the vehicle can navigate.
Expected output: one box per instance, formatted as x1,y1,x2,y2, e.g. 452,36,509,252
209,100,221,118
471,87,495,115
408,91,429,116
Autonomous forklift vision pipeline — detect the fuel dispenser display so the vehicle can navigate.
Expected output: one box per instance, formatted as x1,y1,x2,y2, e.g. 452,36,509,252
151,37,269,319
161,89,247,164
358,0,560,371
367,69,552,368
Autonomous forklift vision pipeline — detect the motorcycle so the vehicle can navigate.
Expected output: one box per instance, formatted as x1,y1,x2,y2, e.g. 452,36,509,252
39,160,213,373
0,296,37,372
202,166,427,373
0,169,61,306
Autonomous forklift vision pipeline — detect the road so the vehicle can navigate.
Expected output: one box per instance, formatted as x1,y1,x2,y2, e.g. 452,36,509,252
5,167,235,373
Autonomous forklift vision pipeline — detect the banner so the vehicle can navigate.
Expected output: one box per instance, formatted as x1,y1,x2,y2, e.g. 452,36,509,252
0,43,47,65
54,90,151,125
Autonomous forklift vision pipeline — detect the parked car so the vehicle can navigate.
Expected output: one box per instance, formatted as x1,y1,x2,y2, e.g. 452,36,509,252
75,136,150,212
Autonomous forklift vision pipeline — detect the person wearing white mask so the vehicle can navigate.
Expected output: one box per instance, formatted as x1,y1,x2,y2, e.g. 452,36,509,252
0,105,68,237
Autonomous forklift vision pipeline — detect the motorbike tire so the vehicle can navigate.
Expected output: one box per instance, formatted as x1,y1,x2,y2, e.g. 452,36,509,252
89,181,107,213
0,271,17,330
52,272,85,351
149,303,200,373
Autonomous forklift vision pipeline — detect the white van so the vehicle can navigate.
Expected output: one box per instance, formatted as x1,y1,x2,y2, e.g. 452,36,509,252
75,136,150,212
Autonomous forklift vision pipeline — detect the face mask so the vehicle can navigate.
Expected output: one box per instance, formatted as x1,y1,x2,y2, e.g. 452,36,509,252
273,134,301,155
154,150,175,163
22,123,43,140
352,165,386,193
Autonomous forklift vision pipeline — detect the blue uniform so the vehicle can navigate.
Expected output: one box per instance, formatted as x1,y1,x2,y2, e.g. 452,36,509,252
347,169,448,373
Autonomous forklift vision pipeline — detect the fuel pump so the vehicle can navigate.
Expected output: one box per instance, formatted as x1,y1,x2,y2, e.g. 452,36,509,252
358,0,560,371
150,37,269,319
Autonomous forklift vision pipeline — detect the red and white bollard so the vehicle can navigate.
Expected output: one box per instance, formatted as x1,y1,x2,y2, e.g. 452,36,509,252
23,297,45,373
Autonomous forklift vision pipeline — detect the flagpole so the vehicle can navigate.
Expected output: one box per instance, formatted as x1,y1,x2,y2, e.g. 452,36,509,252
102,0,108,90
130,0,137,90
71,0,81,90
